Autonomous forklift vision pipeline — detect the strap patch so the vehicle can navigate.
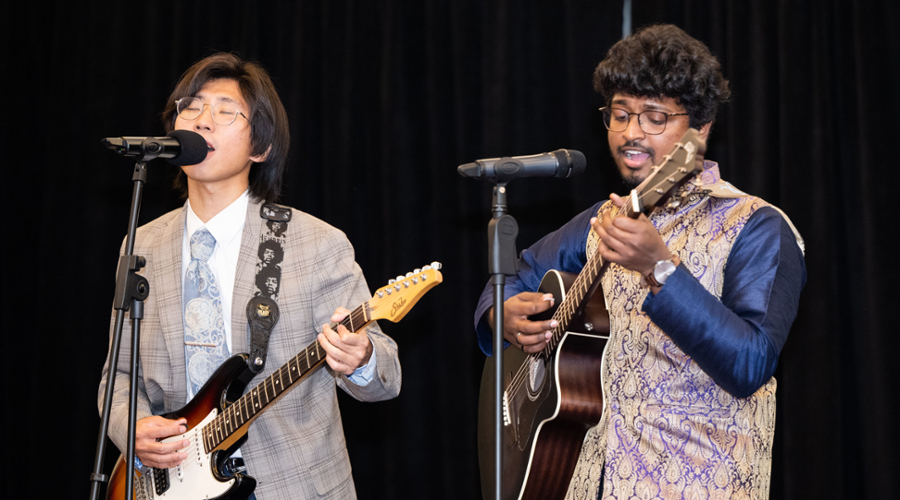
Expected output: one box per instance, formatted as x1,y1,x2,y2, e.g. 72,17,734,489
246,296,280,373
260,203,292,222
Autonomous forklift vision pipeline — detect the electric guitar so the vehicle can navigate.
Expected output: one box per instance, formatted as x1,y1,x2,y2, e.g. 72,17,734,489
107,263,443,500
477,128,707,500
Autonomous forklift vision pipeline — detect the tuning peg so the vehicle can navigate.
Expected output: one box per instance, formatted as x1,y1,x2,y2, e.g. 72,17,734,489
413,268,421,274
388,279,396,284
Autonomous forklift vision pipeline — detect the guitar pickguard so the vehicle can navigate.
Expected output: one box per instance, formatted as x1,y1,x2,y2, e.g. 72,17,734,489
135,409,236,500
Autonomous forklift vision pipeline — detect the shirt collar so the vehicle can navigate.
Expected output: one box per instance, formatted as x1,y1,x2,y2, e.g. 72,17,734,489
185,190,250,247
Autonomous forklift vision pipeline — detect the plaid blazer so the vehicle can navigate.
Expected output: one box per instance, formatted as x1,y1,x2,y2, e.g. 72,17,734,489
99,198,402,499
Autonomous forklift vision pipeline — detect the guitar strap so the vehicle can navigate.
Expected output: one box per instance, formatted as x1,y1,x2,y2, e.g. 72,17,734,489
245,203,291,373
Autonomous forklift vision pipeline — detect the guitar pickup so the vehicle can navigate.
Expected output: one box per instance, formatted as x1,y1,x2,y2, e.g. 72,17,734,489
153,467,169,495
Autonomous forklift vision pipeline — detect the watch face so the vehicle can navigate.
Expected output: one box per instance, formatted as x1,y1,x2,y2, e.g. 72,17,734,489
654,260,677,284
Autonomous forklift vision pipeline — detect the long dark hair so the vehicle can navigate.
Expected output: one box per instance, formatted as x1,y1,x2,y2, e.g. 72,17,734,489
162,53,290,203
594,24,731,128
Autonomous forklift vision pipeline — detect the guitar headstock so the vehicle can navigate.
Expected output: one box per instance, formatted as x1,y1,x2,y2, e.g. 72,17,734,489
368,263,444,322
624,128,708,218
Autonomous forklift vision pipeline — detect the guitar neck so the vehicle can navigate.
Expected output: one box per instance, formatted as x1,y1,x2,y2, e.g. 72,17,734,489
543,247,604,354
542,190,648,354
202,302,372,452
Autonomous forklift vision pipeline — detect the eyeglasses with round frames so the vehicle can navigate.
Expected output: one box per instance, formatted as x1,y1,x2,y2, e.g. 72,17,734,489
599,106,688,135
176,97,249,126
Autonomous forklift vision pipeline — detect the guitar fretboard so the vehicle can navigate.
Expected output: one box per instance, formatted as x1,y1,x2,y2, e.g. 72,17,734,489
540,171,654,356
202,302,372,453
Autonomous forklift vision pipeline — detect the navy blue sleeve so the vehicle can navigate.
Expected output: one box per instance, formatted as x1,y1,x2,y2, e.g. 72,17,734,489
473,202,605,355
642,206,807,397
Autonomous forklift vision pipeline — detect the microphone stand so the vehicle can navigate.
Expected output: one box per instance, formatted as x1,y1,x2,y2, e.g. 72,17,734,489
89,160,151,500
487,182,520,500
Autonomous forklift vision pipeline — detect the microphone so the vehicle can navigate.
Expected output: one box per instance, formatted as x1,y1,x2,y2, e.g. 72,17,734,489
101,130,209,166
457,149,586,182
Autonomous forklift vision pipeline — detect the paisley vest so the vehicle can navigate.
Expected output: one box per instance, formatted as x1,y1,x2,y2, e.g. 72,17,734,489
567,163,790,500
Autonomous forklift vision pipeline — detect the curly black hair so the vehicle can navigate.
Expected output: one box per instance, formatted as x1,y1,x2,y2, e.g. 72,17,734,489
257,238,284,265
594,24,731,128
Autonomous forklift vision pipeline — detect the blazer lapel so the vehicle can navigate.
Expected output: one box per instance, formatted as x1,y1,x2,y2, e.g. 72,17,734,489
231,199,263,356
155,205,189,407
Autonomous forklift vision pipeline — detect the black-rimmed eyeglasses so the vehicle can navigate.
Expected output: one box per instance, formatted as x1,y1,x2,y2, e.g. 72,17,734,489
599,106,688,135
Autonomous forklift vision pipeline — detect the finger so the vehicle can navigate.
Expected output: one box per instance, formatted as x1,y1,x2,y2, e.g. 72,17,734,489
330,307,351,323
319,341,355,375
138,417,186,440
149,437,191,455
509,313,557,334
609,192,626,208
335,323,359,342
141,449,188,469
517,332,552,354
320,323,342,348
339,328,368,351
515,330,553,347
506,293,555,317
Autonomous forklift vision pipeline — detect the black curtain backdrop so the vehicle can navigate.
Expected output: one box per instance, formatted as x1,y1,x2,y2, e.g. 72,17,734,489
2,1,897,499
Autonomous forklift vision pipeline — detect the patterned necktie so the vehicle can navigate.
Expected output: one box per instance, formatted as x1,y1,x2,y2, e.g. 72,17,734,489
183,227,229,396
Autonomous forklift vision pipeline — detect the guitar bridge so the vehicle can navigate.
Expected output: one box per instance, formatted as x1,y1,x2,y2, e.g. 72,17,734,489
502,390,511,426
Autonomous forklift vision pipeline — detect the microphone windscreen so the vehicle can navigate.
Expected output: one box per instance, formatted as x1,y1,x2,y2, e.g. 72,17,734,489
553,149,587,177
167,130,209,166
570,150,587,175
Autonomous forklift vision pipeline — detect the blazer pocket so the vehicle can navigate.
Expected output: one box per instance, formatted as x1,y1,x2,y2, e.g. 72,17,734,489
310,453,353,496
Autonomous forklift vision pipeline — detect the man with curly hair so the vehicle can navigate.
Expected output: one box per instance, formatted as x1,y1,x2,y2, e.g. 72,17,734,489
474,24,805,499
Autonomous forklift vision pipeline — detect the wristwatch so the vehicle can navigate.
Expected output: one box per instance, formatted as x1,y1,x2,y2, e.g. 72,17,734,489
646,257,677,287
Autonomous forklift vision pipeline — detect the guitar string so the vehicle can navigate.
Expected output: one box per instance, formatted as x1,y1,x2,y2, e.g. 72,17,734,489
505,147,694,400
